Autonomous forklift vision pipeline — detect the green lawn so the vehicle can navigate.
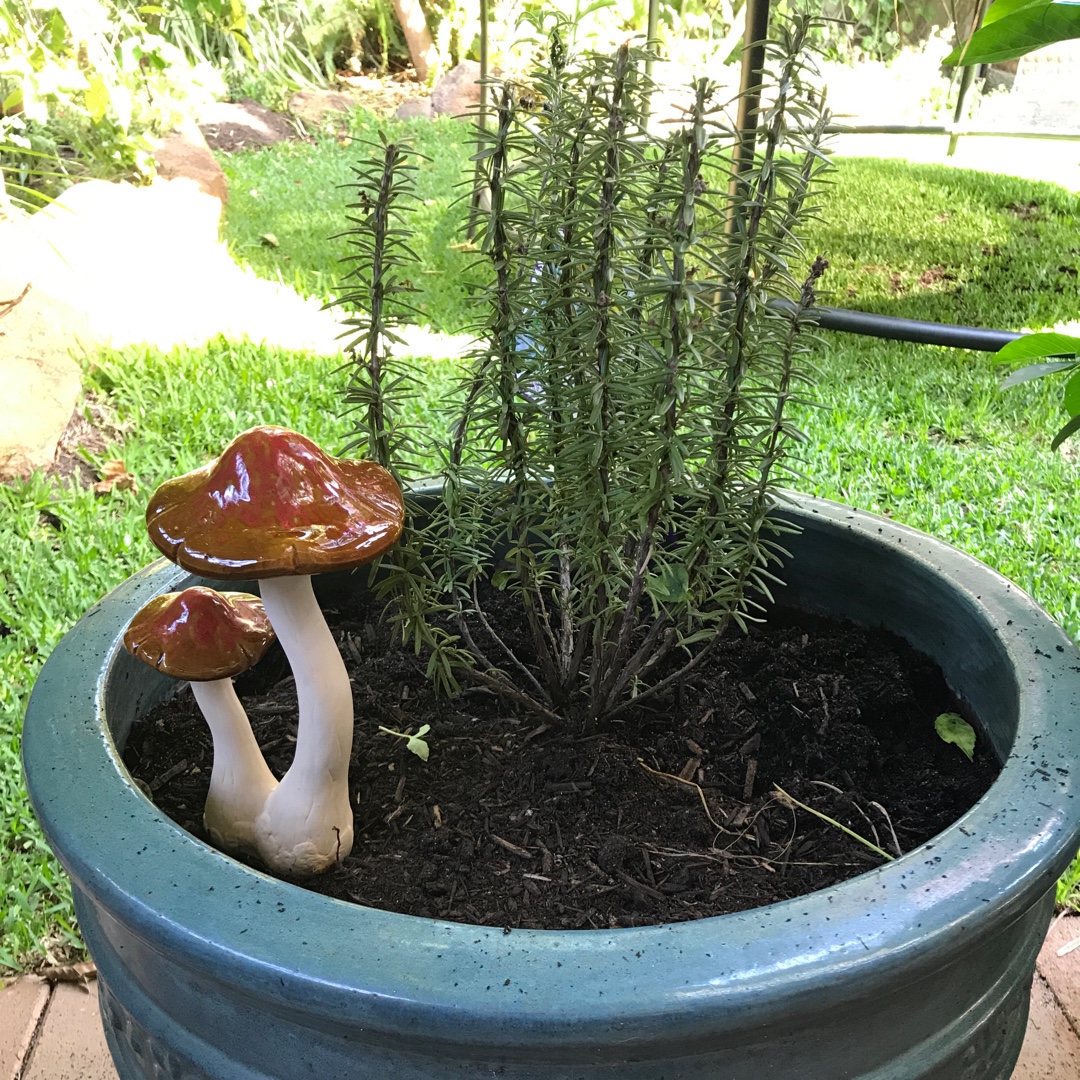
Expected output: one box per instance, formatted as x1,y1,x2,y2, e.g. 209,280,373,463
3,128,1080,972
809,157,1080,329
220,112,486,333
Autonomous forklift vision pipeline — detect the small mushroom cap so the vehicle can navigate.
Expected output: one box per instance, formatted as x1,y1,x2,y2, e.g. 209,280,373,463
124,588,276,681
145,426,405,580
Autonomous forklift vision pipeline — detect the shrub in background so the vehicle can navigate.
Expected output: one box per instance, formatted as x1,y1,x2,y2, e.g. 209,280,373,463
138,0,408,100
1,0,225,207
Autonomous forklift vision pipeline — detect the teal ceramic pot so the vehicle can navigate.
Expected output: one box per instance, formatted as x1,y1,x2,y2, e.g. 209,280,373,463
23,495,1080,1080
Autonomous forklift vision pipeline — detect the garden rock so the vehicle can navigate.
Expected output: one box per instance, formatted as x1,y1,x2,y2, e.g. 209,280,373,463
0,286,86,481
394,96,434,121
0,174,474,469
288,89,356,127
153,121,228,204
199,98,299,152
431,61,482,119
0,177,347,355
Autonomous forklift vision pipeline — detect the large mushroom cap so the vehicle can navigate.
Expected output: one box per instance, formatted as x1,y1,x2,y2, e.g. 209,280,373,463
124,588,276,681
145,426,405,580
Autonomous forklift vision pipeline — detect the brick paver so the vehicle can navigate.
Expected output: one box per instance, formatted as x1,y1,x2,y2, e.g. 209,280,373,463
17,983,115,1080
1013,972,1080,1080
1037,914,1080,1031
0,977,49,1080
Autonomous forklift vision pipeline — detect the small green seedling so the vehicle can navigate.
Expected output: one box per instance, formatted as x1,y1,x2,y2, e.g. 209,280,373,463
378,724,431,761
935,713,976,761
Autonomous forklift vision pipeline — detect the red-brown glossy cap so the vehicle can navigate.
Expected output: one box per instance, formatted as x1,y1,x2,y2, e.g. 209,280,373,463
124,588,276,681
145,426,405,580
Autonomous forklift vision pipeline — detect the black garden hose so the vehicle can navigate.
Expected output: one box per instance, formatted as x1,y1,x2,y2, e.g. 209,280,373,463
770,298,1022,352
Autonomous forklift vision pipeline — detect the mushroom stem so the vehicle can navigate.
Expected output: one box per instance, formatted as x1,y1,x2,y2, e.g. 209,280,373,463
190,679,278,856
254,574,355,875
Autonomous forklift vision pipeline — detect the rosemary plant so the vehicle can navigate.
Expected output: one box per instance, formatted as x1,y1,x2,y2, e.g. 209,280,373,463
337,15,831,727
334,133,426,481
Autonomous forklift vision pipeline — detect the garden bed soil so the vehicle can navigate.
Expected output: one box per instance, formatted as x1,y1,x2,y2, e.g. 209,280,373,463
199,98,304,153
124,592,998,930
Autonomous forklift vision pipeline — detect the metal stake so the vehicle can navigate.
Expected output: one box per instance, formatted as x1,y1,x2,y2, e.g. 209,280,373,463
727,0,770,234
948,0,992,157
466,0,490,240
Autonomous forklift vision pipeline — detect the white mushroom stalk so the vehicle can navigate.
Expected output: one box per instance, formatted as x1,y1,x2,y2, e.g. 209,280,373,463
254,575,355,876
143,426,405,878
123,587,279,860
191,679,279,856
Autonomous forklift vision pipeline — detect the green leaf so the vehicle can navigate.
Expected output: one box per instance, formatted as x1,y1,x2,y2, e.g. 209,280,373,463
1051,411,1080,450
935,713,976,761
1063,370,1080,417
45,9,68,53
84,74,110,124
996,331,1080,364
944,2,1080,65
578,0,618,17
378,723,431,761
982,0,1049,28
1000,360,1078,389
646,563,690,604
228,26,254,61
405,732,430,761
133,45,167,72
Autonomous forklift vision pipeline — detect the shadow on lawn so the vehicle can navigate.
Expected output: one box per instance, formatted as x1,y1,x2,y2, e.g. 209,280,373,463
805,157,1080,333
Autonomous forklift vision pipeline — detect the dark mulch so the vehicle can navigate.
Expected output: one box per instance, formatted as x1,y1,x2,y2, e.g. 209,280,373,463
49,396,123,486
199,99,304,153
124,591,998,930
198,73,431,154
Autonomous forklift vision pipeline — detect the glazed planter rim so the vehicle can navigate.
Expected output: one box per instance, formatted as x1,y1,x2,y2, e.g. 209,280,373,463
23,492,1080,1051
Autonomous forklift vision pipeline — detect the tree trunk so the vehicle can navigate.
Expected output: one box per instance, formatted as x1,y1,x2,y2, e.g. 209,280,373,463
393,0,439,83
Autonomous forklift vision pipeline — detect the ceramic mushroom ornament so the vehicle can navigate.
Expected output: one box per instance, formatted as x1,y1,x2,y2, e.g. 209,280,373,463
144,426,405,876
123,588,279,856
